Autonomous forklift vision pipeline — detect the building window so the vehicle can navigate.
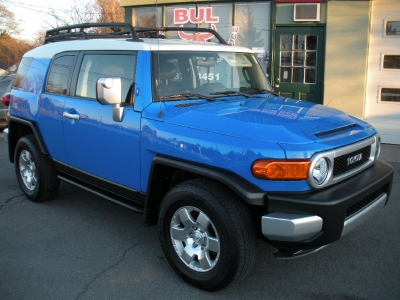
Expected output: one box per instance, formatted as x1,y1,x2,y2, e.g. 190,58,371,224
132,6,162,27
380,87,400,103
235,2,270,74
132,2,270,66
382,54,400,70
384,20,400,37
279,34,317,84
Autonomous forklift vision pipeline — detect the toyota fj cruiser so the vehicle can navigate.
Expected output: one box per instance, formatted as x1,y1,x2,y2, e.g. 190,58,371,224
3,23,394,290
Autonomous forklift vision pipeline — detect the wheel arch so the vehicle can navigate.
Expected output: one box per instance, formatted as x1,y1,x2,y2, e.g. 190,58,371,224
7,116,48,163
143,155,266,226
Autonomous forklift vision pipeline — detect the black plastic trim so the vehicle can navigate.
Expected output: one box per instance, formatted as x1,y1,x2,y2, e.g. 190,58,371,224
265,160,394,251
7,116,48,163
54,160,145,206
58,175,144,214
143,155,266,225
44,22,143,44
153,156,264,203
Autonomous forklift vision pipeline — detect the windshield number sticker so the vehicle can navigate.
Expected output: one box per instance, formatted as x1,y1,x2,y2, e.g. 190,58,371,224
199,73,220,81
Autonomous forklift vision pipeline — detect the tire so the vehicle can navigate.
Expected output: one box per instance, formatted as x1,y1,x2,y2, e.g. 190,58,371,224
14,134,60,202
158,178,257,291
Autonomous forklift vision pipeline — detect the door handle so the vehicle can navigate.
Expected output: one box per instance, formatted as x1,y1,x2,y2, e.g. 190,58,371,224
63,112,80,121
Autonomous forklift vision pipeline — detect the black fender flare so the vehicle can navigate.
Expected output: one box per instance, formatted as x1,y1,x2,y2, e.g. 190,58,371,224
7,116,48,163
143,155,266,225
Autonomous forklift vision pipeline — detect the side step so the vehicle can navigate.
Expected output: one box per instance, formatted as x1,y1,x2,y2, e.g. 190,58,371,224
58,175,144,214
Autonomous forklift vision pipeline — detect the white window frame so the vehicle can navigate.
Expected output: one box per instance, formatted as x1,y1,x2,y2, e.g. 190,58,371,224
383,19,400,38
380,53,400,71
378,86,400,104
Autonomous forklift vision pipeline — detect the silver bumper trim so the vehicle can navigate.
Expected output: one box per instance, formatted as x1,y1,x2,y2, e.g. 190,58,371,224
341,193,387,236
262,213,323,242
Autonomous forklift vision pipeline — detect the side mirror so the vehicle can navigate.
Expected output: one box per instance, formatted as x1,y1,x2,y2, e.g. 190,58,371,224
97,77,122,105
96,77,125,122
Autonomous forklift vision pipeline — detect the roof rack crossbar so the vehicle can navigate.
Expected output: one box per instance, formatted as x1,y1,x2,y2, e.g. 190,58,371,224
136,27,228,45
44,22,142,44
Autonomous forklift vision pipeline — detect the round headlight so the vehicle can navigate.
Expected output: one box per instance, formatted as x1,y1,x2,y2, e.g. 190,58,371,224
312,157,328,185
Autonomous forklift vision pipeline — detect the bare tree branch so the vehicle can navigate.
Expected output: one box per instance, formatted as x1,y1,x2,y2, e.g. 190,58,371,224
0,0,19,35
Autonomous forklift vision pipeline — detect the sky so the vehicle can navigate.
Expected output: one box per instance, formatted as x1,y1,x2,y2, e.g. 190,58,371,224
3,0,75,41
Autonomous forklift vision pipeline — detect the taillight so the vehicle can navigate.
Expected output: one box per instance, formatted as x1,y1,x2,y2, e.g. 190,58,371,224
252,160,310,180
1,92,11,106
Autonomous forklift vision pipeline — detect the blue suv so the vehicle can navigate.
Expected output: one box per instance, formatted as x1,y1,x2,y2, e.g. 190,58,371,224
3,23,394,290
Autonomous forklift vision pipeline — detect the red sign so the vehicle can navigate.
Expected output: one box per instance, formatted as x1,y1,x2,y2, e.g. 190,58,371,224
174,8,219,24
177,24,217,42
174,7,220,42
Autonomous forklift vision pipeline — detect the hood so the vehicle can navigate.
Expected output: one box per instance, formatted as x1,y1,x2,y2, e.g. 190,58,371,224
145,95,371,145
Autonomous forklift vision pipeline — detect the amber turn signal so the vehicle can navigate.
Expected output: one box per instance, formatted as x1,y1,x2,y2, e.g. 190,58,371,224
252,160,311,180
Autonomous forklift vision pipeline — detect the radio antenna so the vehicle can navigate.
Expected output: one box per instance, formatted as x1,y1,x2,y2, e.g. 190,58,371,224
156,0,163,118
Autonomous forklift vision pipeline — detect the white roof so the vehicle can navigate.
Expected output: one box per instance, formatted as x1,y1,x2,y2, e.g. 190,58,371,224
25,38,253,59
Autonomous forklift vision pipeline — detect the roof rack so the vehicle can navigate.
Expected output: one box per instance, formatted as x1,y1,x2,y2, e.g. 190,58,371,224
136,27,228,45
44,23,228,45
44,22,142,44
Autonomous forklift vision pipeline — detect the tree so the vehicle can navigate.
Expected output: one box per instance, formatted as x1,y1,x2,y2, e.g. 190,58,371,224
45,0,124,29
0,0,18,35
94,0,125,23
45,0,98,28
0,32,33,70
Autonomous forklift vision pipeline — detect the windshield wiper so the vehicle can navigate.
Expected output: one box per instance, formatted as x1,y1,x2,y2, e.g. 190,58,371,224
161,93,216,101
244,88,279,97
210,90,254,98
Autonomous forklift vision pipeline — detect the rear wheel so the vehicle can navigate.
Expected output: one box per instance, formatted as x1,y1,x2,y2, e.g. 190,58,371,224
158,178,257,290
14,135,60,202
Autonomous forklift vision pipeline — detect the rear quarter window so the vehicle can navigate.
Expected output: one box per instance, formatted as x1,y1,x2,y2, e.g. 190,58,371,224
14,57,33,88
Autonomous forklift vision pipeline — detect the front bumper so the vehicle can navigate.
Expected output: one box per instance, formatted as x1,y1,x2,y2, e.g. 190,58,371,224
262,159,393,251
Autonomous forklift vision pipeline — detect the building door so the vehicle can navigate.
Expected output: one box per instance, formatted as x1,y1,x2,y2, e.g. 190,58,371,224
273,26,324,104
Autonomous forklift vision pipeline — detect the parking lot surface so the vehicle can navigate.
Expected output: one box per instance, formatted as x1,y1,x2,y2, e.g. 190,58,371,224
1,129,399,299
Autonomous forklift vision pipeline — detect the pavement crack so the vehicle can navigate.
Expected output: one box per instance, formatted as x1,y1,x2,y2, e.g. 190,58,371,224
0,193,25,211
75,238,157,300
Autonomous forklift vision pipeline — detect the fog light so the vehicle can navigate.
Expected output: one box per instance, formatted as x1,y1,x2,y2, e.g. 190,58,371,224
313,157,328,185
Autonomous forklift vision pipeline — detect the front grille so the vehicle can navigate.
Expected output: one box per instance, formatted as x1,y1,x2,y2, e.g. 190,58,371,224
345,187,385,219
333,146,371,177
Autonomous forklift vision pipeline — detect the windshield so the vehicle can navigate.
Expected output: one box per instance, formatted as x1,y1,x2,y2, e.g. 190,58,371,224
152,51,272,100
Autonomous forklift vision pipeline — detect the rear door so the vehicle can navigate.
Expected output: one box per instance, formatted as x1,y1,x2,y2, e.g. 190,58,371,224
273,26,324,104
63,51,142,191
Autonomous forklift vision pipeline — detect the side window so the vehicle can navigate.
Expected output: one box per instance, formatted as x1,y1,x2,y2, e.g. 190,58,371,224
75,54,136,102
46,55,76,94
14,57,33,88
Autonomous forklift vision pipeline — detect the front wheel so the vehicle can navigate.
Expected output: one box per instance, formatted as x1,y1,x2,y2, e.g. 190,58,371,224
14,135,60,202
158,178,257,290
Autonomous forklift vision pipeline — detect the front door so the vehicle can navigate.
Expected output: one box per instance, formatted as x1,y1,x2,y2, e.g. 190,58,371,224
63,51,142,191
273,26,324,104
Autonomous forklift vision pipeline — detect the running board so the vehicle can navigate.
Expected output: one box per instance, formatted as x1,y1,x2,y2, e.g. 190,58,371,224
273,245,329,259
58,175,144,214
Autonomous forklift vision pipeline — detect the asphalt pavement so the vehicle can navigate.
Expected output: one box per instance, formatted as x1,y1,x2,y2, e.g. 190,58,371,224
0,128,399,300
